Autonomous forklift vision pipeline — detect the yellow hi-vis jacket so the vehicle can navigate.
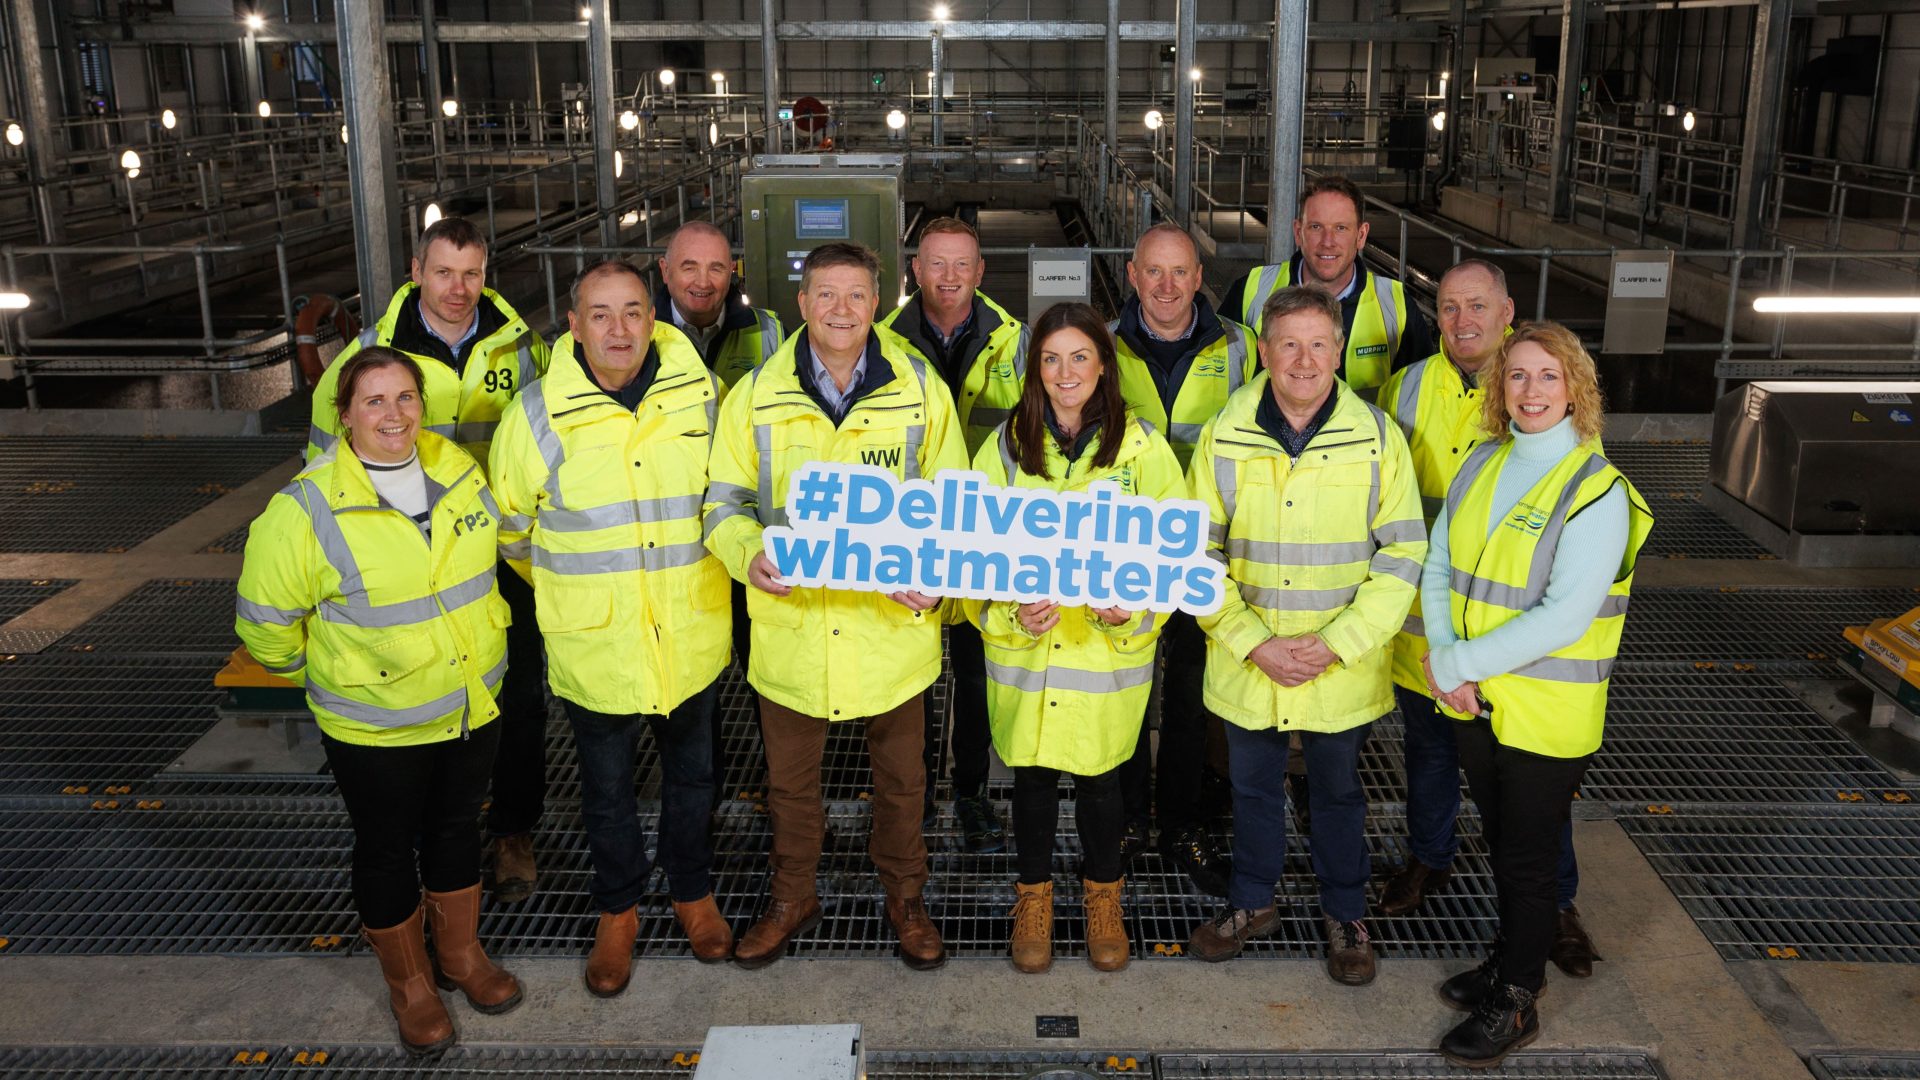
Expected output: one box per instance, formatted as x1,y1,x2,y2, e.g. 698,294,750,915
964,415,1186,776
1235,261,1409,391
235,432,510,747
1109,307,1258,470
1376,342,1500,695
1190,377,1427,733
309,284,550,471
656,280,784,390
488,325,731,717
880,289,1030,457
1443,439,1654,758
702,330,969,720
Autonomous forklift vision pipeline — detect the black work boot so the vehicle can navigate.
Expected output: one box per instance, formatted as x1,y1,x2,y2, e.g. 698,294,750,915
1440,981,1540,1069
1159,825,1231,898
952,789,1007,854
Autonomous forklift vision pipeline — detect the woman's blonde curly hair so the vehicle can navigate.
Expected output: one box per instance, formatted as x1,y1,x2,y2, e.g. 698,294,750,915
1479,321,1606,444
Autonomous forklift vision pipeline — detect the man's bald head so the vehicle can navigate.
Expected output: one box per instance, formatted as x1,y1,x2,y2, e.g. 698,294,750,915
1132,221,1199,265
1435,258,1515,373
1127,223,1204,340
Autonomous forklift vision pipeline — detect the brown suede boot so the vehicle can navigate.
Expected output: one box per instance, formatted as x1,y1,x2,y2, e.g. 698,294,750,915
424,884,523,1015
363,907,456,1056
585,907,639,998
885,894,947,971
1083,877,1130,972
673,894,736,963
1008,880,1053,974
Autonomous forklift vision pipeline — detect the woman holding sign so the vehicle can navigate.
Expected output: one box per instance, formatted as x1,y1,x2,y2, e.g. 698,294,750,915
968,302,1187,974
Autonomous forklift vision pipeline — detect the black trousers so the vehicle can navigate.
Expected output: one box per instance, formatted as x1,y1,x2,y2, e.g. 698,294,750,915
927,621,993,798
325,718,502,930
1012,764,1125,885
1120,611,1210,832
485,567,546,837
1455,714,1591,994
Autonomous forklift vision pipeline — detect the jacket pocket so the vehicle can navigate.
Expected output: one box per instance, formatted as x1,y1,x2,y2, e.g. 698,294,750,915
747,584,805,628
333,630,439,687
535,583,615,634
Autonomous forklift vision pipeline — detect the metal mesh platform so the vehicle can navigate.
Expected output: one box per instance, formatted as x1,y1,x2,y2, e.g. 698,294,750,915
0,652,226,793
1605,443,1772,560
0,578,74,622
1155,1052,1665,1078
1586,671,1908,804
201,521,253,554
1619,586,1919,673
0,435,300,553
1811,1054,1920,1080
58,579,246,655
1619,804,1920,963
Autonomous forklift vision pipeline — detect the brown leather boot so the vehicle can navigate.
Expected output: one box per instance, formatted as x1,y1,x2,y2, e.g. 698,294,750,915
885,894,947,971
363,907,456,1056
424,884,523,1015
733,896,823,970
1379,862,1452,917
585,907,639,998
1008,880,1053,974
1082,877,1130,973
673,893,736,963
489,833,536,904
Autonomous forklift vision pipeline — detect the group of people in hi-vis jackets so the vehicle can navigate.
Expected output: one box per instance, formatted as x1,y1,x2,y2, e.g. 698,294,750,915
235,172,1651,1067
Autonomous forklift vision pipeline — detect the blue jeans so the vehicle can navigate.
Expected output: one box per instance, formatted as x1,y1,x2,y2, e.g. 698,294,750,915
1398,685,1579,908
1225,720,1373,922
563,679,719,911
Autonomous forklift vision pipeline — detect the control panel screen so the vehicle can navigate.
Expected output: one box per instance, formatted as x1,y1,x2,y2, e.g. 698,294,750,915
794,198,851,239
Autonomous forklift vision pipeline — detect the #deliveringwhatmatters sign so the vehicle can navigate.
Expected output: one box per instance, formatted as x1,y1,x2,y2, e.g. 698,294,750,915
763,463,1225,615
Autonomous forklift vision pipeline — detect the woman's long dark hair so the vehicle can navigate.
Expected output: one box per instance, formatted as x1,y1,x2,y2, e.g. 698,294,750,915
1008,302,1128,480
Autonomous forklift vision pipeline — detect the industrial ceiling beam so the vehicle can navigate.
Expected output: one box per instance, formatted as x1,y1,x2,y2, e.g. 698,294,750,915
93,20,1440,45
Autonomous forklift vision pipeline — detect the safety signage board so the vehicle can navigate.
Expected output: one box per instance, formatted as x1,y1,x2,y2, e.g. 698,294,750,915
1026,247,1093,317
1603,249,1675,355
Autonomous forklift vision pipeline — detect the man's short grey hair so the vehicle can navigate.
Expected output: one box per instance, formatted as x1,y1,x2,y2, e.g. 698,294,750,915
1440,258,1509,297
1259,286,1346,351
1132,221,1198,263
569,258,649,313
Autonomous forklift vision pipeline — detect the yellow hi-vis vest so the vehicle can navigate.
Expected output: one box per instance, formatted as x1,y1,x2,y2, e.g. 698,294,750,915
488,325,731,717
881,289,1030,458
1376,345,1495,695
1237,261,1407,391
702,331,970,720
309,284,550,473
235,432,510,747
1191,378,1427,734
965,415,1186,776
1110,313,1257,470
1444,439,1655,758
662,282,783,390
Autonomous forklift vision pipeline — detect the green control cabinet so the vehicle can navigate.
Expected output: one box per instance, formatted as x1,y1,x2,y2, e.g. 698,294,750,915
740,157,904,335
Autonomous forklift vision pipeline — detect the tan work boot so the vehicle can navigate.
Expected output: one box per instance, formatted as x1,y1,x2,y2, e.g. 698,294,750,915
489,833,536,903
423,884,523,1014
584,907,639,997
884,893,948,970
1008,880,1054,974
1082,877,1130,972
363,906,456,1056
673,893,736,963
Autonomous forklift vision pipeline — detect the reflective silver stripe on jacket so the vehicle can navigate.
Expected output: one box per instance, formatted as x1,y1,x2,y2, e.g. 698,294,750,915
319,565,494,628
998,428,1018,480
1510,654,1614,684
1012,325,1031,378
520,380,570,510
1170,422,1205,447
259,652,306,675
308,654,507,729
516,342,537,390
983,656,1156,695
1223,323,1248,392
1226,538,1375,566
1246,264,1287,325
424,423,458,440
703,480,759,540
1447,452,1609,613
532,540,710,575
1373,518,1425,546
357,327,380,348
1371,272,1401,362
1238,581,1362,611
308,425,339,455
293,478,367,602
1402,613,1425,637
901,354,930,481
752,423,788,527
236,597,310,627
1369,550,1423,587
755,310,779,362
1364,403,1388,528
542,494,704,533
1393,358,1427,437
454,420,498,446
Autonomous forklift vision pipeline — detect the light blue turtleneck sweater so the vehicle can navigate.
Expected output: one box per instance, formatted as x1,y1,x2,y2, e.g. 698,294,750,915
1421,415,1629,694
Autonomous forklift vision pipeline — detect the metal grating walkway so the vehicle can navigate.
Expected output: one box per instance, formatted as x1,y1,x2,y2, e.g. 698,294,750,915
0,1046,1665,1078
1155,1052,1665,1078
1605,443,1772,560
1811,1054,1920,1080
0,436,301,553
201,522,254,554
0,578,74,623
1618,804,1920,963
0,652,227,793
58,579,247,655
1618,586,1919,673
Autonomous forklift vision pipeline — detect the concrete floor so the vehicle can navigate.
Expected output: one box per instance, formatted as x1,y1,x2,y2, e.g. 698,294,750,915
1,443,1917,1078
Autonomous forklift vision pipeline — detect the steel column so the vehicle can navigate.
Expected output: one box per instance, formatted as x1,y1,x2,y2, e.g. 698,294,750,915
761,0,780,154
337,0,407,307
1266,0,1307,263
930,27,945,148
5,0,67,246
1734,0,1792,250
423,0,447,183
586,0,617,246
1444,0,1466,179
1547,0,1588,221
1173,0,1197,225
1105,0,1120,144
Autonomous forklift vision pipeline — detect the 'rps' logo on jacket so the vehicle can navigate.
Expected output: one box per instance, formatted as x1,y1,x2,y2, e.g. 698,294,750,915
452,509,493,536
